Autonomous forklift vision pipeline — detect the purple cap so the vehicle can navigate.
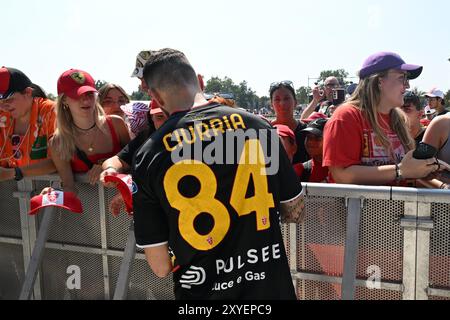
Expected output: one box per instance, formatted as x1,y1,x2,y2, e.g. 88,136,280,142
359,52,423,80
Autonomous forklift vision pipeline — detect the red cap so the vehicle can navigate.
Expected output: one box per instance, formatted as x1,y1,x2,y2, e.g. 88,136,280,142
103,174,136,215
0,67,32,100
57,69,97,99
149,99,162,115
29,190,83,215
274,124,295,140
303,112,328,123
420,118,431,127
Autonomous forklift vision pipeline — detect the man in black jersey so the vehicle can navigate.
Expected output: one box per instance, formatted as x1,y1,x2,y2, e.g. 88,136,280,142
132,48,305,300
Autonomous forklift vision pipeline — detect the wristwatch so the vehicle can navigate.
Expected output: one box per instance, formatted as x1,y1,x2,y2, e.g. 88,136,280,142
14,167,24,181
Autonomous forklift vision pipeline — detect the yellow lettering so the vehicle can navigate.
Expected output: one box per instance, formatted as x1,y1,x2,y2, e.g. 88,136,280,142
195,122,212,141
222,116,233,130
230,114,246,129
163,133,176,152
209,119,225,136
179,128,196,144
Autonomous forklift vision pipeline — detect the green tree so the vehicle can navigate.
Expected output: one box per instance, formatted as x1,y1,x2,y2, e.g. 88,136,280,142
318,69,350,86
445,89,450,106
130,86,150,101
205,76,258,109
296,86,311,104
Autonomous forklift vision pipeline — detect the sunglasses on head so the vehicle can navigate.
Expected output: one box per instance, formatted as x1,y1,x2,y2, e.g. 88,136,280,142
269,80,295,93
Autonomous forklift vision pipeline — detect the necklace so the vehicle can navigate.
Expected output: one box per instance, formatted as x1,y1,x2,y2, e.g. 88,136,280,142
87,127,97,153
74,122,96,132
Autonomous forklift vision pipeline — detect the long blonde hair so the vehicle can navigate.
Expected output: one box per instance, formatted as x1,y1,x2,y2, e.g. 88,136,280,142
51,94,107,161
347,71,415,155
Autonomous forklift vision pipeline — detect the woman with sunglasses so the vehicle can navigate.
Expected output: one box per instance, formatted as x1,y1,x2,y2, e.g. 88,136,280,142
270,81,309,164
323,52,439,185
98,83,130,118
0,67,57,182
45,69,130,194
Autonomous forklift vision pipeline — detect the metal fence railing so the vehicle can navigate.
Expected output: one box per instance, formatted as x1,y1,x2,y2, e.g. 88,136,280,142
0,176,449,300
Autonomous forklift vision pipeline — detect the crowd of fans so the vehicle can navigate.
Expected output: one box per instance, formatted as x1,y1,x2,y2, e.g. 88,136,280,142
1,50,449,215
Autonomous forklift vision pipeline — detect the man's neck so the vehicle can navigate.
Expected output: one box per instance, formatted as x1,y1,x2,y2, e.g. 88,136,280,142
167,92,208,115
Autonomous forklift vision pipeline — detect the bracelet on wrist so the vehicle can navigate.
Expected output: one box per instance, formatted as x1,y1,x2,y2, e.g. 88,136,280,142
395,163,403,182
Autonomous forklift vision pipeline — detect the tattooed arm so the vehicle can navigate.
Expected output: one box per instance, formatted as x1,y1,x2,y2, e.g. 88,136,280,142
280,190,306,224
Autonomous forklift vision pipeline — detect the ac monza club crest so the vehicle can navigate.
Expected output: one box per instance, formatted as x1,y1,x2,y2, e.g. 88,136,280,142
262,217,268,226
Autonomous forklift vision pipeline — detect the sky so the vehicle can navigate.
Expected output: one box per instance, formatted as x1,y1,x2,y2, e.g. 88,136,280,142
2,0,450,97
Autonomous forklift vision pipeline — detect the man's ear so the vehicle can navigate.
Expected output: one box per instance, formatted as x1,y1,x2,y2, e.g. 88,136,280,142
197,74,205,91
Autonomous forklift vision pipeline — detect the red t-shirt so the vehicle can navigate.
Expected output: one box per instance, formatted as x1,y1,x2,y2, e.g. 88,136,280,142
323,104,406,184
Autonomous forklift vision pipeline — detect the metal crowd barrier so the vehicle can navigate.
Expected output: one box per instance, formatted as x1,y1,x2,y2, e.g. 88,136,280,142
0,175,449,300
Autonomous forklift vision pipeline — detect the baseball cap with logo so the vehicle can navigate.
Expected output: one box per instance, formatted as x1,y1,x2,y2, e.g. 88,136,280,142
103,174,136,215
57,69,97,99
358,52,423,80
29,190,83,215
131,50,154,78
301,118,328,137
424,88,445,100
0,67,33,100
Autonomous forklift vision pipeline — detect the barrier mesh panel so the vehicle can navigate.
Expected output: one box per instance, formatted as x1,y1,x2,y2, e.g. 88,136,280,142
0,244,24,300
357,199,403,284
40,249,105,300
292,196,403,300
108,257,175,300
0,181,21,238
104,187,133,250
429,203,450,300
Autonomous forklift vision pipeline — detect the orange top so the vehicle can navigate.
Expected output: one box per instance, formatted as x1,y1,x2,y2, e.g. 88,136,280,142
0,98,56,168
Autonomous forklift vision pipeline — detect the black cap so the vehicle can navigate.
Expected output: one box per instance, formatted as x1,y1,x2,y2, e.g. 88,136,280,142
0,67,32,100
301,118,328,137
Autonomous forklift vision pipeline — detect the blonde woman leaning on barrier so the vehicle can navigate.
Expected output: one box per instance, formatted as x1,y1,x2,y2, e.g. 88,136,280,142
323,52,440,185
43,69,130,194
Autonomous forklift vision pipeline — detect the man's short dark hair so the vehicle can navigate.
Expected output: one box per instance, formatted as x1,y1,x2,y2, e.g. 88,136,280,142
404,91,422,111
142,48,198,91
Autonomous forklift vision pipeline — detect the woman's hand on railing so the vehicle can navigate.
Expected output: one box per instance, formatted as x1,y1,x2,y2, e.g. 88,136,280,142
87,164,103,186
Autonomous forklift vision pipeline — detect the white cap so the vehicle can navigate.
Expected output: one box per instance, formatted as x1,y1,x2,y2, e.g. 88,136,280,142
424,88,444,99
131,50,154,78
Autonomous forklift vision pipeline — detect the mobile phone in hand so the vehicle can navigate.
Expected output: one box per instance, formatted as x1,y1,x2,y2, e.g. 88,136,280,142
413,142,437,159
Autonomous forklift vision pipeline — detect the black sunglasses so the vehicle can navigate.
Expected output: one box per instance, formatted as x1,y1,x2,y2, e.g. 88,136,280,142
269,80,295,93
